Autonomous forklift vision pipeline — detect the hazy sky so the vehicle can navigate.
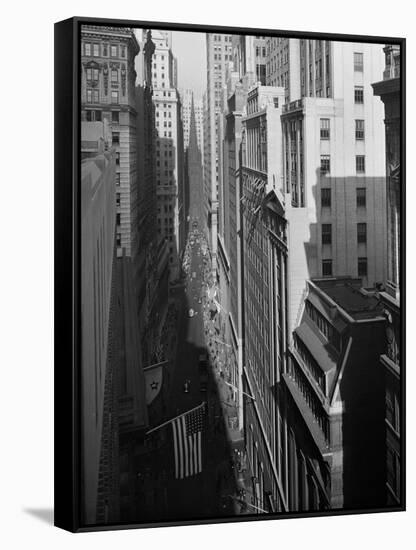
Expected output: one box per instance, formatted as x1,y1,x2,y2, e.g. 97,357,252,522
170,31,207,100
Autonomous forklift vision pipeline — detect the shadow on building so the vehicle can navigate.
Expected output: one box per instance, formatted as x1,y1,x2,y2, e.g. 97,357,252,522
281,168,390,512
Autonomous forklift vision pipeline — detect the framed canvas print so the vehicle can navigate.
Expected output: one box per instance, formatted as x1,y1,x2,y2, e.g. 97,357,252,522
54,16,405,532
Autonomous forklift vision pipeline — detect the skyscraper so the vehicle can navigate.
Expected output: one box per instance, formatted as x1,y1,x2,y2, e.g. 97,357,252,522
151,30,185,281
187,95,204,222
372,44,401,505
278,39,387,334
204,32,233,271
81,26,140,272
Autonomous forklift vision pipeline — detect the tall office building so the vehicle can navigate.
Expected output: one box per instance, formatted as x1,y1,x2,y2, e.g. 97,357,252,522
187,96,204,222
135,29,170,364
204,32,233,270
240,85,289,513
80,124,117,524
233,35,267,88
278,39,387,334
151,30,185,281
266,37,300,102
372,44,401,505
216,36,270,435
81,26,140,274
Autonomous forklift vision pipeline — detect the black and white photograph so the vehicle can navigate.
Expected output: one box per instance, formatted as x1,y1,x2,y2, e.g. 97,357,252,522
65,19,403,529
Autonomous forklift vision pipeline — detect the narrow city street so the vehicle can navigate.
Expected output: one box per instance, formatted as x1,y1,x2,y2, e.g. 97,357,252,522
151,228,242,521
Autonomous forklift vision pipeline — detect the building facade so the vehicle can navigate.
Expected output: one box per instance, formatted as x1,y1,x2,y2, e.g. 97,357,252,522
240,85,289,513
151,30,185,281
217,82,246,430
81,25,140,271
284,278,387,510
187,96,204,222
279,40,387,334
80,124,117,524
372,44,401,505
204,32,233,269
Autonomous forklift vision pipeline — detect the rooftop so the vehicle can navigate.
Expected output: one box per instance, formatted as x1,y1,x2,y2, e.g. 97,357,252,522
312,278,383,321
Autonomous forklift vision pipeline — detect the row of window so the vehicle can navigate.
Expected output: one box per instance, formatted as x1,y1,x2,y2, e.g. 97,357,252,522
213,53,232,61
294,334,326,393
156,121,173,128
156,111,172,118
320,118,365,140
288,358,330,442
321,187,366,208
321,222,367,245
322,257,367,277
213,34,232,42
305,300,341,351
86,89,120,104
83,42,126,58
320,154,366,175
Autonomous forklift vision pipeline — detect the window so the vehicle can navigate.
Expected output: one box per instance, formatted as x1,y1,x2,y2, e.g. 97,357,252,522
354,52,363,71
87,68,99,82
121,46,126,58
322,224,332,245
111,45,117,57
111,69,118,82
386,388,400,433
115,173,120,186
86,89,99,103
358,257,368,277
357,223,367,244
112,132,120,145
115,152,120,166
116,213,121,226
320,155,330,174
356,155,365,173
355,119,365,140
111,91,119,104
356,187,366,207
93,44,99,57
322,259,333,277
354,86,364,104
86,110,101,121
111,111,119,123
84,42,91,56
320,118,330,140
116,233,121,247
103,44,108,56
321,188,331,208
387,447,400,497
116,193,120,207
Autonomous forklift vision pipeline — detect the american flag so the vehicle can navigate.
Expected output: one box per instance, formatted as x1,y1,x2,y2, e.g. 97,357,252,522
172,403,205,479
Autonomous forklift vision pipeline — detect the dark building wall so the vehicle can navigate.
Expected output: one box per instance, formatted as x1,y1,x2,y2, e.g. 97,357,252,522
339,320,387,509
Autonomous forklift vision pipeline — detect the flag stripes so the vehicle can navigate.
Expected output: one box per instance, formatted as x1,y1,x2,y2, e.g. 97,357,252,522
172,404,204,479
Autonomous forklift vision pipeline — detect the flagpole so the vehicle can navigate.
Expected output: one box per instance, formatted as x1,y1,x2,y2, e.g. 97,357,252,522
143,359,169,371
145,401,206,436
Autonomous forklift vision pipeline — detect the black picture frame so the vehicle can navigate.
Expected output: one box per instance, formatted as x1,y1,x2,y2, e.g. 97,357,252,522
54,16,406,532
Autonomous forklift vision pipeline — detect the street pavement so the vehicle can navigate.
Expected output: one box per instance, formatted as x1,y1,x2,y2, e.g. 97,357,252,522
143,230,246,522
